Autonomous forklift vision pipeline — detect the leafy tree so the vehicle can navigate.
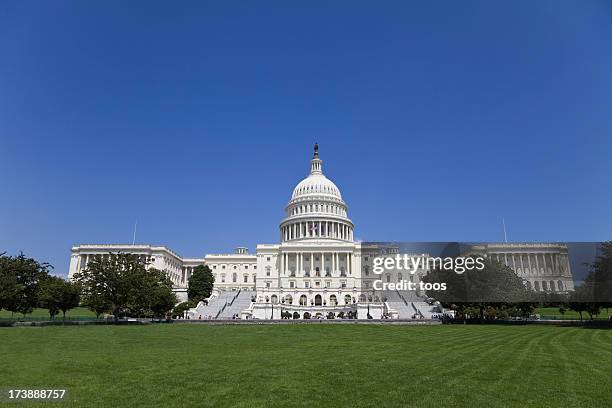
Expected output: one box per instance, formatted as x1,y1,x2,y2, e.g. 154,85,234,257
0,252,51,316
131,268,176,318
75,254,176,320
81,291,112,319
567,242,612,320
422,256,536,320
568,287,589,321
172,300,196,318
187,265,214,303
585,241,612,309
39,276,81,319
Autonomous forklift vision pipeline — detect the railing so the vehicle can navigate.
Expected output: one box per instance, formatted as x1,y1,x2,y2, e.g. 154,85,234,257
215,303,228,319
229,289,241,306
396,289,408,306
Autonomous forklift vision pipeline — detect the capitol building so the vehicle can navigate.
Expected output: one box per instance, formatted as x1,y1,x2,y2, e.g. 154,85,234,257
67,144,575,319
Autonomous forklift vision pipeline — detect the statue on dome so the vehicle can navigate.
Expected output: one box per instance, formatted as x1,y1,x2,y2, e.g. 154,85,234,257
313,142,319,158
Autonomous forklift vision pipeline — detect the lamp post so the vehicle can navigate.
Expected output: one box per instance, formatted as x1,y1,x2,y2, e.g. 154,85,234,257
281,298,285,319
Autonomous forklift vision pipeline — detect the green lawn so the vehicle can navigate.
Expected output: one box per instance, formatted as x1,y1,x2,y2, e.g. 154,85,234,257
1,324,611,408
535,307,612,320
0,307,97,320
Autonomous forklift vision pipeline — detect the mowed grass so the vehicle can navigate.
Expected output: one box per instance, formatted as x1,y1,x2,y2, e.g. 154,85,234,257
1,324,611,408
535,307,611,320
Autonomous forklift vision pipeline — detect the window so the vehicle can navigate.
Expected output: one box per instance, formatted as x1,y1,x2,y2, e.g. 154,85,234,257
265,281,271,288
305,281,310,288
213,265,217,269
266,257,270,261
364,281,370,289
289,281,295,288
364,266,370,276
233,265,237,269
266,266,271,277
245,265,248,269
325,281,331,288
254,266,256,269
243,275,248,283
221,274,226,283
222,265,226,269
341,280,346,288
232,273,237,283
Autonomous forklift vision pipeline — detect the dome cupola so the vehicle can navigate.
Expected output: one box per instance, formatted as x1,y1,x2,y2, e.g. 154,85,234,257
280,144,354,242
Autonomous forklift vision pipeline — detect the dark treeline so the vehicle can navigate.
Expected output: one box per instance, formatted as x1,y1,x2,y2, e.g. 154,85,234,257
422,242,612,321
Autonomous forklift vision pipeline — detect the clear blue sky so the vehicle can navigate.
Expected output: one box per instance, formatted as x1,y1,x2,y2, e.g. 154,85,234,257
1,1,611,276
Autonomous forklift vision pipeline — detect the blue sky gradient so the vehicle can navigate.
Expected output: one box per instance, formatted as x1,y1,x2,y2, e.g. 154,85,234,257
1,1,611,275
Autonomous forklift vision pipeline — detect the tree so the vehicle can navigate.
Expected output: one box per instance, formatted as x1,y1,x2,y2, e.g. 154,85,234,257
187,265,214,303
422,256,536,320
81,291,112,319
0,252,52,316
586,241,612,310
75,254,176,320
135,268,176,318
568,287,589,321
172,301,196,318
39,276,81,319
567,242,612,320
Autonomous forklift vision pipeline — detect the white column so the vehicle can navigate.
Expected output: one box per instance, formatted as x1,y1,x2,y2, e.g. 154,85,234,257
321,252,325,276
345,253,349,275
310,252,314,275
349,253,352,274
527,254,532,273
332,252,336,274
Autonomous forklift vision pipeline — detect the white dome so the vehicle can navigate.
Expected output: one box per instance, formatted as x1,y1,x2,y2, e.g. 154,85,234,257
280,144,354,243
291,174,342,200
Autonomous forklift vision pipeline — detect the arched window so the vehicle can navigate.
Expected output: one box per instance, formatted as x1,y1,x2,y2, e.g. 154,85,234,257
359,294,366,302
314,295,322,306
550,280,555,292
557,280,564,291
271,295,278,304
542,281,548,291
525,281,532,290
285,295,293,305
329,295,337,306
345,294,352,305
299,295,307,306
534,281,540,291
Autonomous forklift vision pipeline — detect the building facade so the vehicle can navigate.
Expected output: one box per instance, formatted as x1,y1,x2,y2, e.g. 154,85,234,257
68,144,575,319
464,243,575,293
